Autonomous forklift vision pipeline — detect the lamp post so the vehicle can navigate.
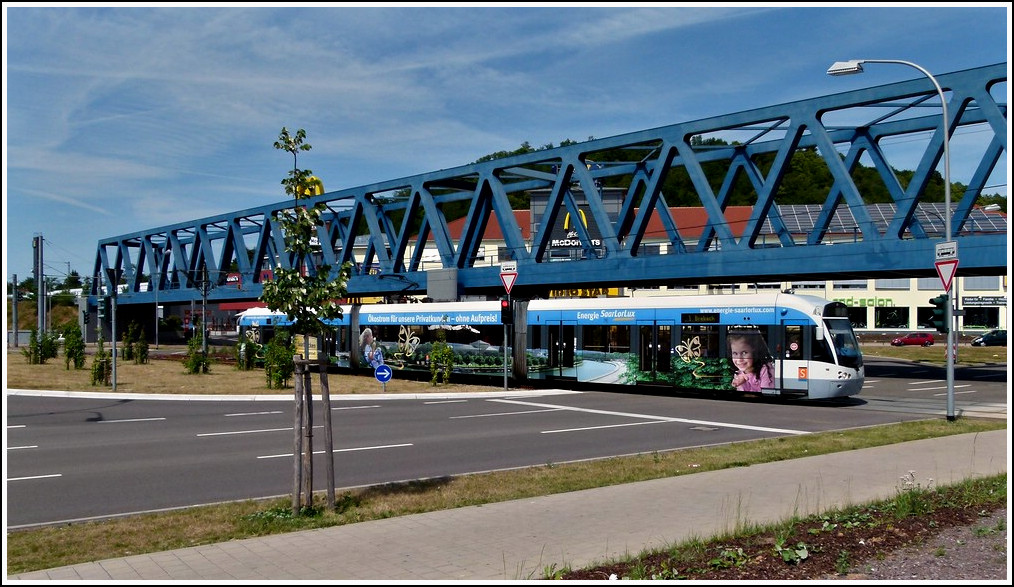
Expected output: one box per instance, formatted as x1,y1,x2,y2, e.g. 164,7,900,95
828,59,956,421
153,246,163,350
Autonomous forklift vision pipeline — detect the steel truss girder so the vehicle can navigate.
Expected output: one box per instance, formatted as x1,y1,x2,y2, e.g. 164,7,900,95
91,63,1007,304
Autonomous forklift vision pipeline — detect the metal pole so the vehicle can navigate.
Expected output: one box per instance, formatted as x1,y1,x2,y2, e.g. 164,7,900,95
503,325,508,391
154,249,160,350
503,296,509,391
111,291,117,392
35,235,45,335
12,273,18,347
202,287,208,355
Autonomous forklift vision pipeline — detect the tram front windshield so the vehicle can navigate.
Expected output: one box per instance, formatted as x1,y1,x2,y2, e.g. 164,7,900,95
824,317,862,369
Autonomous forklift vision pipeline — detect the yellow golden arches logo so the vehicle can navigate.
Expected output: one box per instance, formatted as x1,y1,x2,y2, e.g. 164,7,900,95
300,176,324,197
563,209,588,230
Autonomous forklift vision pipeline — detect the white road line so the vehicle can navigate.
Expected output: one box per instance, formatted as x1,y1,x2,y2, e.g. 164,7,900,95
490,399,809,435
7,445,38,450
543,420,670,434
197,425,324,437
257,443,413,459
8,473,62,482
225,411,284,417
450,408,565,419
908,385,973,391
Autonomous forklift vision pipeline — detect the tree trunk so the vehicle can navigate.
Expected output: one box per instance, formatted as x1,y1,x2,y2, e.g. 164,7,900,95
301,360,313,510
292,355,305,515
318,354,335,510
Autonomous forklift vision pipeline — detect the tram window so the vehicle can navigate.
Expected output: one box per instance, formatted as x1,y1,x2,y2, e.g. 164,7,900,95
583,326,609,353
609,326,630,354
811,330,832,363
784,325,803,359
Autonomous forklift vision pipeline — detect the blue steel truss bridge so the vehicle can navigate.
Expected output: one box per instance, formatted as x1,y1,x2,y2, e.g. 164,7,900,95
90,62,1007,307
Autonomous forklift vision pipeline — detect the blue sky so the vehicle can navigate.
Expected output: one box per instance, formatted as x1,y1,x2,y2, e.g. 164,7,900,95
3,4,1010,289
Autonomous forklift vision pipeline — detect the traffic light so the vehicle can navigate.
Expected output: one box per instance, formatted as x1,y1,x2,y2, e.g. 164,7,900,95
929,294,949,334
500,297,513,325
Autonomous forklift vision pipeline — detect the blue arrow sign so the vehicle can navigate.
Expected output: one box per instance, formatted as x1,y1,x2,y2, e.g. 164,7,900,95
374,364,393,383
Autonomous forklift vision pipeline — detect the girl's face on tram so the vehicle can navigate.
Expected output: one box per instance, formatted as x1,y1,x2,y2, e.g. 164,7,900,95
729,338,756,374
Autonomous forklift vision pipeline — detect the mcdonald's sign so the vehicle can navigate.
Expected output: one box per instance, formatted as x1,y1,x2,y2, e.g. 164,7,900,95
563,209,588,230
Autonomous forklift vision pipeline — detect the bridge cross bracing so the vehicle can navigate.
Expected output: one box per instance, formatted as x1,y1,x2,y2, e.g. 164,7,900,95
91,63,1007,305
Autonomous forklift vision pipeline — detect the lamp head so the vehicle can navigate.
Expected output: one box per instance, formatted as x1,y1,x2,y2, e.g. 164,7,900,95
827,60,865,76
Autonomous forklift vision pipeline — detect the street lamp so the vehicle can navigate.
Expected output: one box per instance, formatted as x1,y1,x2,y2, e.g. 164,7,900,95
828,59,956,421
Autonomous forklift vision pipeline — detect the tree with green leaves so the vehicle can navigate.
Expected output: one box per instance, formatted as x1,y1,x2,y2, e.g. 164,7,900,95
261,127,351,515
262,128,349,336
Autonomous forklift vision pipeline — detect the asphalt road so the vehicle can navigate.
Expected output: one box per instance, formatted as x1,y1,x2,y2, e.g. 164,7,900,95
10,359,1007,529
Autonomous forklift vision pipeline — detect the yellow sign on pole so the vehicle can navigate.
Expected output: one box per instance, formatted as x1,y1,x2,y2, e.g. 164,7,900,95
293,334,318,360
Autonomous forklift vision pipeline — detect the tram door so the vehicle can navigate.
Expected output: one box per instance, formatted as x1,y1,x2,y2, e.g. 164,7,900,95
638,323,673,376
779,322,809,393
547,322,576,376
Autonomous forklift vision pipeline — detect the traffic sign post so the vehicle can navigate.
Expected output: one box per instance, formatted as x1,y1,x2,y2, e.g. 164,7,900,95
499,263,517,391
374,364,393,392
934,259,958,292
499,262,517,296
935,242,958,422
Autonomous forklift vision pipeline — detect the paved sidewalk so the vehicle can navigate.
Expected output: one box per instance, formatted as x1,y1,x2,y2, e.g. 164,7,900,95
8,430,1006,581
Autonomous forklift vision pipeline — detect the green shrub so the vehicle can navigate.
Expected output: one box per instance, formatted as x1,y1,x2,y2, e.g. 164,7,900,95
429,330,453,386
133,328,149,364
182,335,210,374
63,323,87,369
264,333,295,389
90,338,111,386
122,322,138,362
21,329,60,365
236,341,261,371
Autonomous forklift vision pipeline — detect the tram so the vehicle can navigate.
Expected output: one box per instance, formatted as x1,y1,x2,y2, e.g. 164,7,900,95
237,292,864,400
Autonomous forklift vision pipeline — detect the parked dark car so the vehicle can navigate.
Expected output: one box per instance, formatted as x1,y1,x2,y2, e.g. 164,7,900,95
891,332,935,347
970,329,1006,347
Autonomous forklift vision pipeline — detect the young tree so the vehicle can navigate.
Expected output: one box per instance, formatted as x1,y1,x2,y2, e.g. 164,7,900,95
260,127,351,514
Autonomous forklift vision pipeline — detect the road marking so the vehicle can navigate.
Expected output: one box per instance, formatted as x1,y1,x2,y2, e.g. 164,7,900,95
544,420,670,434
451,408,565,419
225,411,284,417
8,473,62,482
7,445,38,450
907,384,973,391
197,425,324,437
257,443,413,459
490,399,809,435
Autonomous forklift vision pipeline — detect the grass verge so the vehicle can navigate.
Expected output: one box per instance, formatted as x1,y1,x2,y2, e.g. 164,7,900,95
6,417,1004,575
